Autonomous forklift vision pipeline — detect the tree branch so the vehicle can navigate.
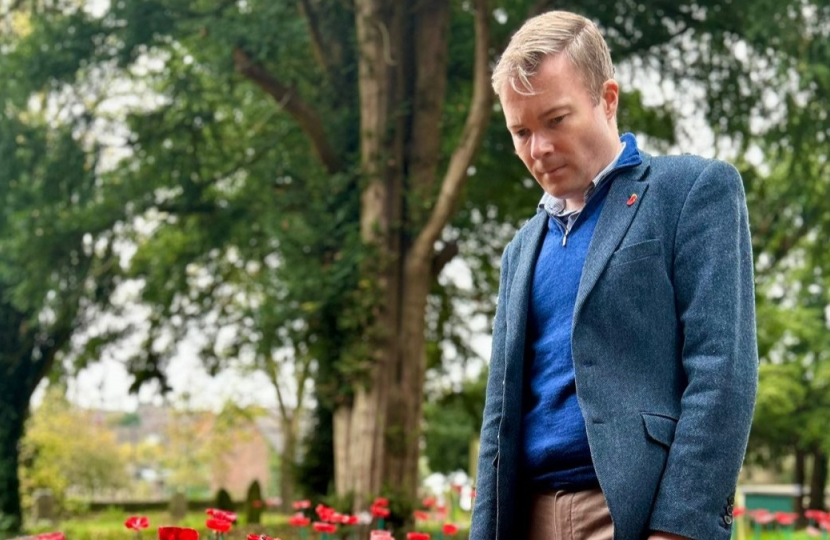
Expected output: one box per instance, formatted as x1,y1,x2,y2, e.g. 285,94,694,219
295,350,313,413
297,0,331,76
232,46,342,174
265,354,291,425
410,0,492,263
431,240,460,278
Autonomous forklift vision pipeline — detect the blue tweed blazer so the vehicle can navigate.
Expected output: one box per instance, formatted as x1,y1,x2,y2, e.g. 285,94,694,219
471,151,758,540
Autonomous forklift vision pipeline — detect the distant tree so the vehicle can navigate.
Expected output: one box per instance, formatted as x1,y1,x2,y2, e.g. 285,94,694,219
161,409,215,498
19,388,129,512
749,243,830,514
423,372,487,475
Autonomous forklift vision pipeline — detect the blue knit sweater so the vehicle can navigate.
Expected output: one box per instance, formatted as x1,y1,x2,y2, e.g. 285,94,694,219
521,179,611,491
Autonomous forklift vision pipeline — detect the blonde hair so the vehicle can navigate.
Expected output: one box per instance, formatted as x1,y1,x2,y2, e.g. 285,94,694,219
492,11,615,104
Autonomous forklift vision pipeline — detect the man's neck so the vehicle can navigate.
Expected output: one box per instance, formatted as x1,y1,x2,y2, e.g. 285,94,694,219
564,195,586,213
563,139,625,212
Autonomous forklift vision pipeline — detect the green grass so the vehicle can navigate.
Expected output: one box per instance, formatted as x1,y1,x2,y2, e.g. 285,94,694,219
733,522,824,540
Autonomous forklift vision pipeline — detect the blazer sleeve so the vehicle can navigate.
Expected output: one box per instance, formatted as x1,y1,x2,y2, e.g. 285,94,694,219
648,160,759,539
469,244,511,540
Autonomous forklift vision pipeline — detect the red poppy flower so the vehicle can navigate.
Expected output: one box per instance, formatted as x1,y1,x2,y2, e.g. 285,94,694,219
370,532,393,540
206,518,233,532
749,509,774,525
422,496,436,508
413,510,430,521
125,516,150,530
206,508,237,523
373,497,390,507
158,527,199,540
32,533,65,540
733,507,746,518
406,533,430,540
316,503,335,521
293,499,311,510
807,509,829,522
442,523,459,535
371,505,391,519
774,512,798,526
313,522,337,533
470,489,477,499
288,513,311,527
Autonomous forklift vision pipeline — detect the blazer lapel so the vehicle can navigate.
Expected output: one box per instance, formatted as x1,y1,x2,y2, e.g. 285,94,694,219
504,212,547,371
574,157,652,318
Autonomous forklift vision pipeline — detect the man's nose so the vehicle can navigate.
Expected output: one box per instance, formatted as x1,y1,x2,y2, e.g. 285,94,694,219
530,133,554,160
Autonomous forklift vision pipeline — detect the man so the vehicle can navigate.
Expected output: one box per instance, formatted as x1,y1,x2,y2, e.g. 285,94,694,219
471,10,758,540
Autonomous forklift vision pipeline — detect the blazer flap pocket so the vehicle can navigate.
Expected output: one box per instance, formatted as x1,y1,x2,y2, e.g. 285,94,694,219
609,238,662,267
642,413,678,448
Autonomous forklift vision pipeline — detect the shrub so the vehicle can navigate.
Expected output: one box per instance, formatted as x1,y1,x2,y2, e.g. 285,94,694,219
245,480,263,524
215,488,234,512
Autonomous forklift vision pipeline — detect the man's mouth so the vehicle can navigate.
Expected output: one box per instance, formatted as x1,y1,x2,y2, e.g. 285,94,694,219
538,164,566,176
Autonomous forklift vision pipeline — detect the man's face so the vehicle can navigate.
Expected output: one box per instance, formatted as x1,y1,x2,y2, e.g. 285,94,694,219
501,54,621,210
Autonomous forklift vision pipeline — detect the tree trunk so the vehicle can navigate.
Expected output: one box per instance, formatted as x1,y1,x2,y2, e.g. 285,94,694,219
333,0,491,508
332,405,353,496
809,448,828,511
0,354,43,537
0,390,26,539
0,305,34,538
794,447,806,517
279,416,297,512
0,300,72,537
336,0,408,506
266,353,309,512
383,263,431,493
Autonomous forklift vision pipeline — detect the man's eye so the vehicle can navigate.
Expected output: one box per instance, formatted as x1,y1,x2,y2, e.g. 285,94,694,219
550,115,566,125
514,130,529,139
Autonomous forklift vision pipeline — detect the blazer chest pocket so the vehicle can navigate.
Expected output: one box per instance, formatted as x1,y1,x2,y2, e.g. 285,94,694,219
608,238,662,267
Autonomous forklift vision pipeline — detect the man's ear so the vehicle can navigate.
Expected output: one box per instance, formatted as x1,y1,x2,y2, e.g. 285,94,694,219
602,79,620,120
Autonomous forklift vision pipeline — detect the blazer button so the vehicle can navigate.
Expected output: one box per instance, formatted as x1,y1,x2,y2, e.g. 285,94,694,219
724,515,733,526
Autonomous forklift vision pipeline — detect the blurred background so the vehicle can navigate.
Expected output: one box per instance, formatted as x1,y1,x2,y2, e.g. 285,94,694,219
1,0,829,538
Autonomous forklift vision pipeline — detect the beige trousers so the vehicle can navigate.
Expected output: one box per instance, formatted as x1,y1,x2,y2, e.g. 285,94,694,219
527,487,614,540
